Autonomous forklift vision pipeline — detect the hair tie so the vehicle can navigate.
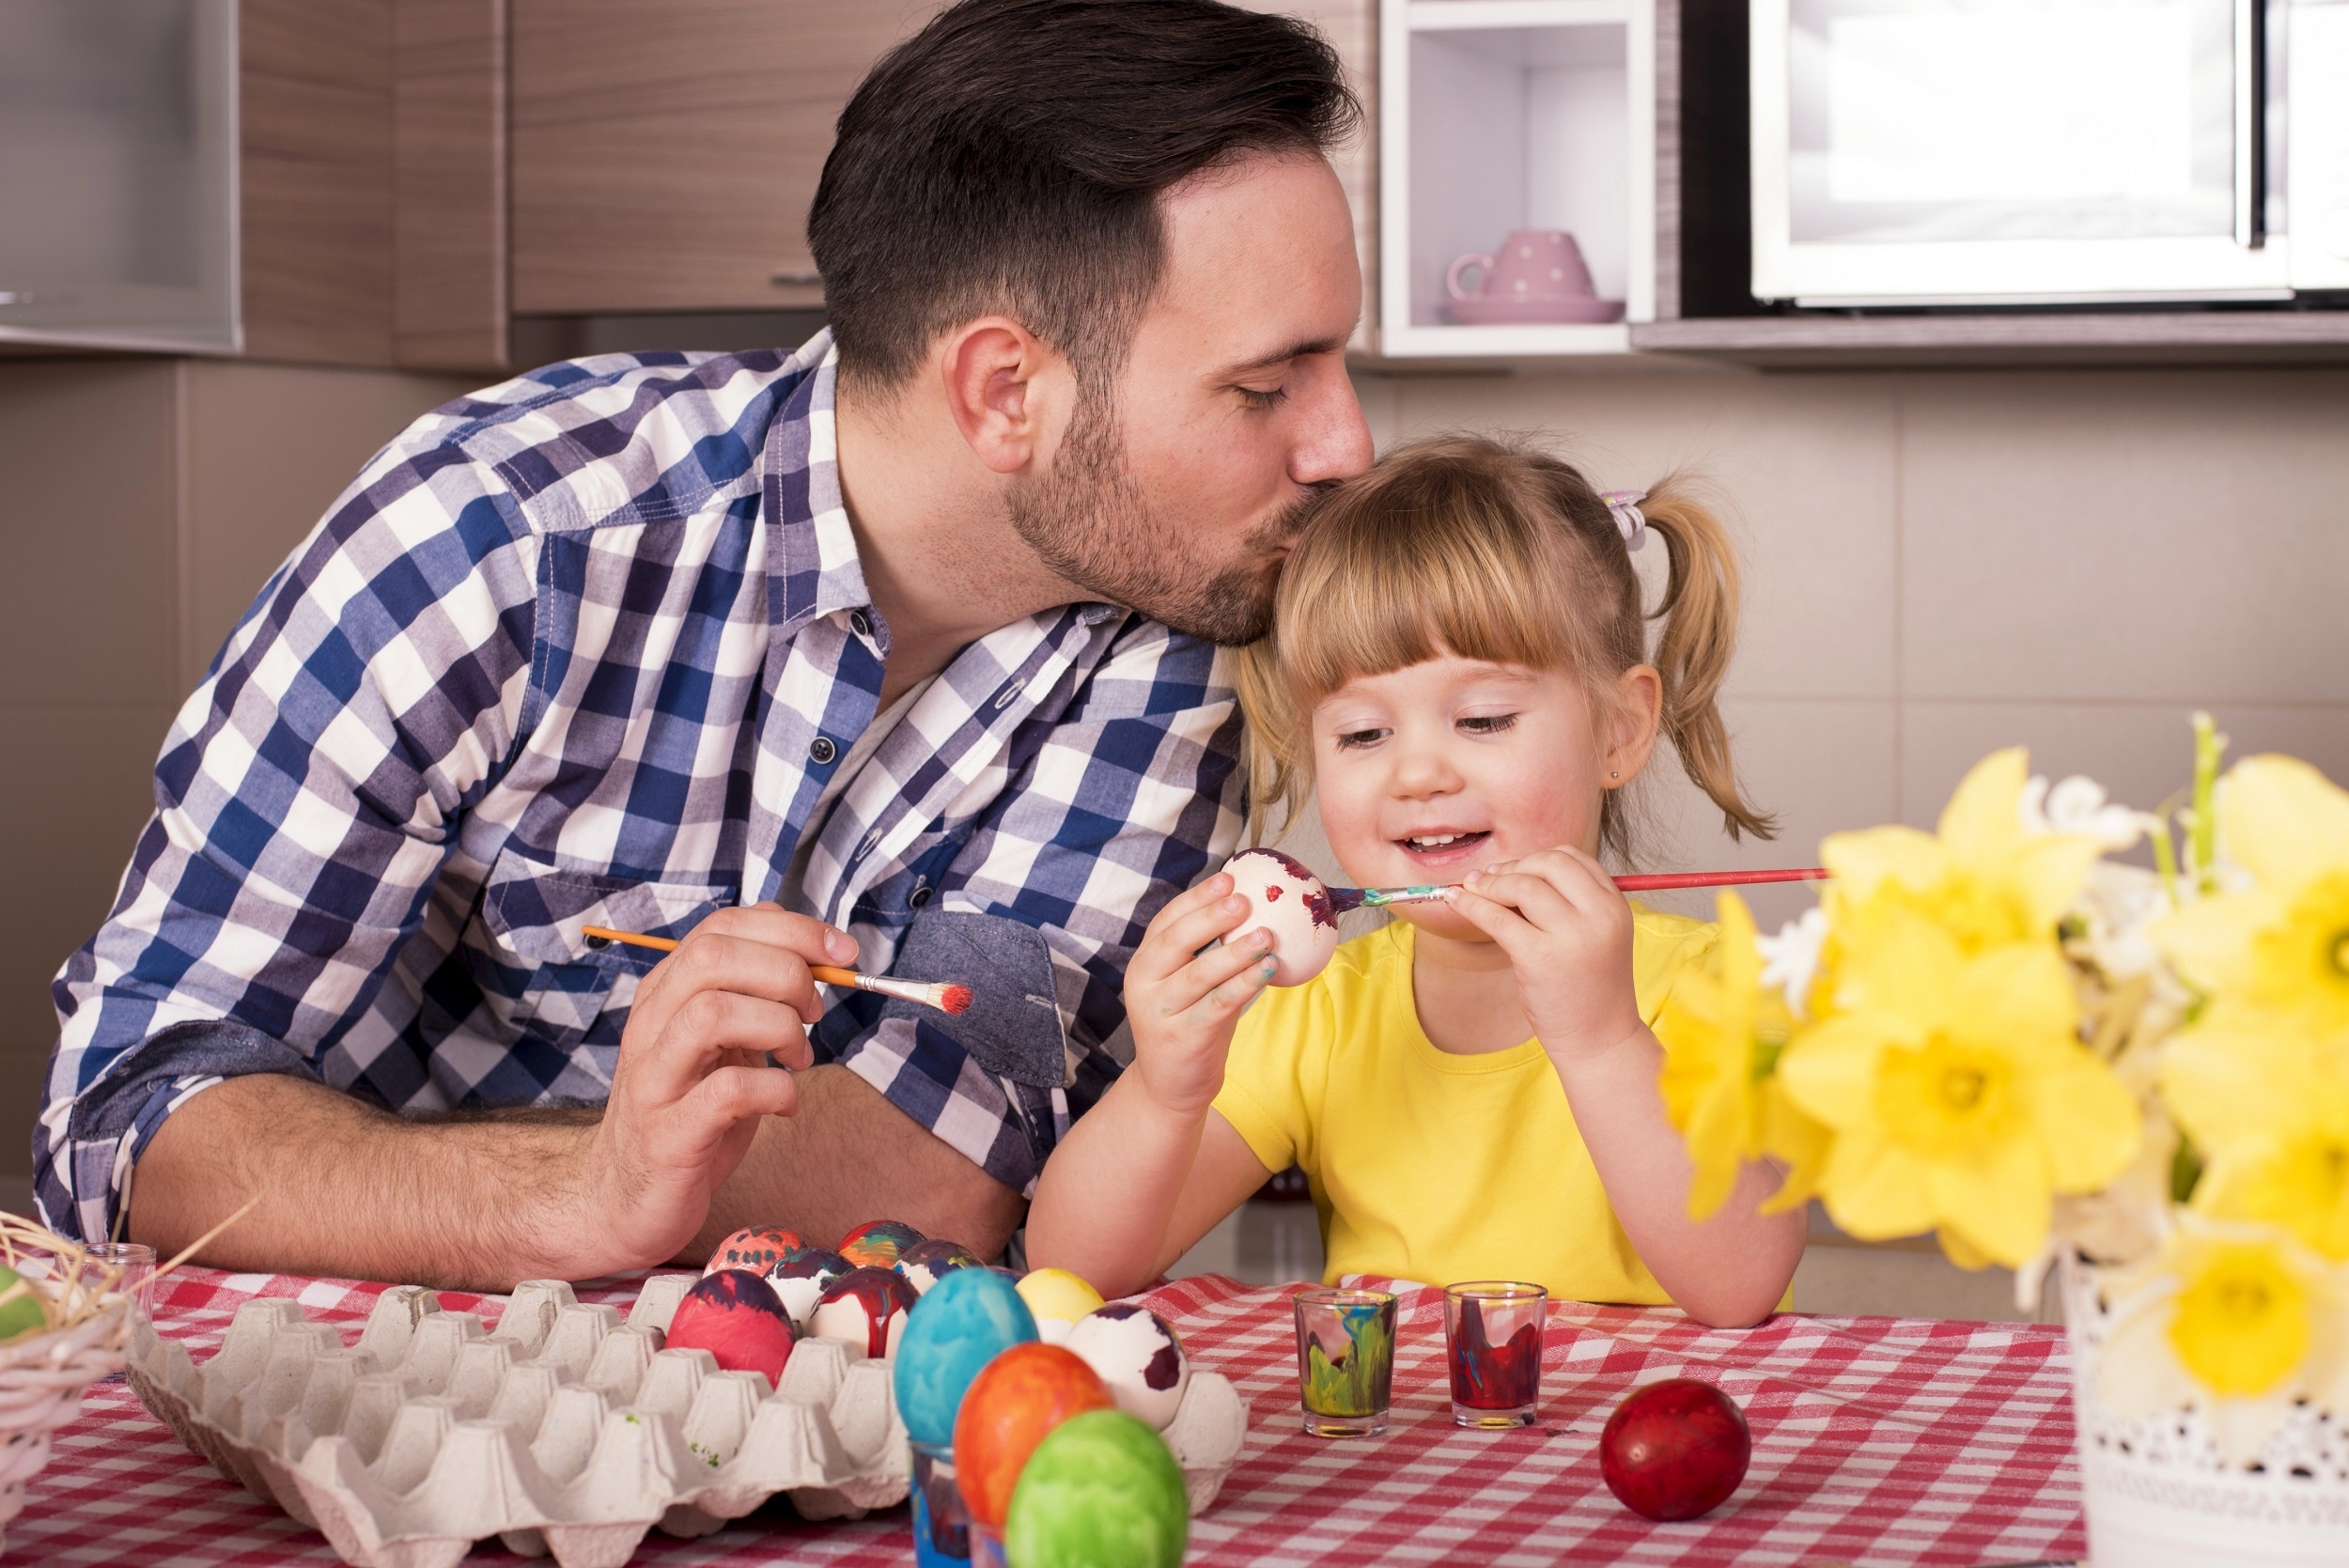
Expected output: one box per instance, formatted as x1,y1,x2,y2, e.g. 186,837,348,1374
1602,489,1648,552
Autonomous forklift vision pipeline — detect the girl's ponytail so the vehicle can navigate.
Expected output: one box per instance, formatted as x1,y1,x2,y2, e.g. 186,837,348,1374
1635,477,1776,843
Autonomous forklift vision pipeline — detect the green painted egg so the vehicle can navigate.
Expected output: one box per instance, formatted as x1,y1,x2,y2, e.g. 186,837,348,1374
1003,1408,1187,1568
0,1265,47,1342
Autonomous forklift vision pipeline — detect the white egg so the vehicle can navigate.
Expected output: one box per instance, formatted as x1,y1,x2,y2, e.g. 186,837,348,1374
1224,847,1340,987
1066,1304,1190,1430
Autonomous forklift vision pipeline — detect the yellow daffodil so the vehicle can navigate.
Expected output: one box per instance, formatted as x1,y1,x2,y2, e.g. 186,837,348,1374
1655,892,1831,1219
2161,1024,2349,1260
2097,1216,2349,1464
1821,748,2105,956
1777,908,2139,1267
2155,754,2349,1038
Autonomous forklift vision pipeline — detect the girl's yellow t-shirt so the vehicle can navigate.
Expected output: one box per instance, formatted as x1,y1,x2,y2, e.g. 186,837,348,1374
1210,910,1717,1304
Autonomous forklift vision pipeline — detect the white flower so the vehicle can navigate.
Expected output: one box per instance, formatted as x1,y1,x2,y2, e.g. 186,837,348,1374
2021,773,2151,851
1755,907,1828,1020
2072,862,2173,981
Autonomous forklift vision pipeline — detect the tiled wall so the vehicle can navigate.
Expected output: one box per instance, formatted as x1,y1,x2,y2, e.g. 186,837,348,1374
0,359,478,1201
1346,365,2349,932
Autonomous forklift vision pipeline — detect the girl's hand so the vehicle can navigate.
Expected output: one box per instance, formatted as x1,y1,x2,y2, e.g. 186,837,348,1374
1123,872,1277,1118
1446,846,1642,1064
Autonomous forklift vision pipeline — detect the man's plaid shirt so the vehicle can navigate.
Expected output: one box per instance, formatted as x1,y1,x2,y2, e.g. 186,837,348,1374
39,331,1245,1243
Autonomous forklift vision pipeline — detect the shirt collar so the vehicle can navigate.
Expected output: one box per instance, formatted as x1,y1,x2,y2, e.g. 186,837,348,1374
763,330,877,632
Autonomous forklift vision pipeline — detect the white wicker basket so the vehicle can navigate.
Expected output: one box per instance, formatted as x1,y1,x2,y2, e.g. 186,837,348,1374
2064,1256,2349,1567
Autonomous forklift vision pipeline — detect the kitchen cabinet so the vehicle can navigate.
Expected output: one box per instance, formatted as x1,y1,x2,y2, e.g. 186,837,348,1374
510,0,946,315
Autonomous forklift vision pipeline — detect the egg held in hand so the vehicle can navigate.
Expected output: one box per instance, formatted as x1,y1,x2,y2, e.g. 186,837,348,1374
663,1269,799,1389
954,1342,1115,1530
1222,847,1340,987
1598,1377,1751,1521
811,1265,920,1359
1066,1303,1190,1431
892,1265,1038,1447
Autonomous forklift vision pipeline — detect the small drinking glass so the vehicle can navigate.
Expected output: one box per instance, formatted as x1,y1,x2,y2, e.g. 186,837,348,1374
909,1438,971,1566
1294,1287,1395,1438
84,1243,156,1381
1443,1281,1548,1428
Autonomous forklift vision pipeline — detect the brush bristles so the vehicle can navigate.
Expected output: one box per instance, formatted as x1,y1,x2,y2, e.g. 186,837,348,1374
935,984,973,1016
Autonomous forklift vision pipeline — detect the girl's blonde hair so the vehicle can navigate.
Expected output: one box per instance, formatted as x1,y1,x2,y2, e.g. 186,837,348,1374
1237,433,1774,862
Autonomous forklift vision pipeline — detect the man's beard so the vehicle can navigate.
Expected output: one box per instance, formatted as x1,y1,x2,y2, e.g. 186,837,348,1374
1007,392,1324,646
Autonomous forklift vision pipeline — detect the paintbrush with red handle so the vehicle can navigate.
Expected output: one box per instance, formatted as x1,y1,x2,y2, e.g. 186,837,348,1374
580,925,974,1016
1325,865,1829,914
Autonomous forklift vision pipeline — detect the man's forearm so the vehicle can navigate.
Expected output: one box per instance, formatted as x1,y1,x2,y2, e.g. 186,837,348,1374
129,1075,610,1291
691,1066,1025,1263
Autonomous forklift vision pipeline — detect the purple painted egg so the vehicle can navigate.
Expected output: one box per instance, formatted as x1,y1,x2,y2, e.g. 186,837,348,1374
705,1225,803,1277
898,1237,984,1295
768,1247,851,1328
1066,1303,1190,1430
838,1219,926,1270
812,1265,921,1358
664,1269,799,1389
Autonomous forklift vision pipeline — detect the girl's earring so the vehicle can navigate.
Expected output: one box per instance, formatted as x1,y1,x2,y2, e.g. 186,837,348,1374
1609,770,1621,781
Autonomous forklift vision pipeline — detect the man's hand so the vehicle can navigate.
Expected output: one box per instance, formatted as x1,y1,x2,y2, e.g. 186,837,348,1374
1445,846,1643,1064
582,903,859,1268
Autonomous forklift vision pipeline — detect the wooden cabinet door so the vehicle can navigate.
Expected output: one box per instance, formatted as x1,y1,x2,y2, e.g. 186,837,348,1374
511,0,941,315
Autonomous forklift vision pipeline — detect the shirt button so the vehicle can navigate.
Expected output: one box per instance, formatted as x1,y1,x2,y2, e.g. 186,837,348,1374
909,884,933,908
809,736,837,766
849,609,871,638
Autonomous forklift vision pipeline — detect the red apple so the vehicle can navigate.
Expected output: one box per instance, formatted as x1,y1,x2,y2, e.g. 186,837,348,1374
1597,1377,1750,1521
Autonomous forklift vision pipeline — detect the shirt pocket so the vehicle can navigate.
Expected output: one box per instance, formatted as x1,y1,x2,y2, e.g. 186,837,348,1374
475,846,736,1048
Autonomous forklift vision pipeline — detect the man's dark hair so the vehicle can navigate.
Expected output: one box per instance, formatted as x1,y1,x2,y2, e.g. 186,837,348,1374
808,0,1359,390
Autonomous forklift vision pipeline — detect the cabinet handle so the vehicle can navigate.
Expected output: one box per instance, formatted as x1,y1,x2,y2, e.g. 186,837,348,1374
770,270,822,287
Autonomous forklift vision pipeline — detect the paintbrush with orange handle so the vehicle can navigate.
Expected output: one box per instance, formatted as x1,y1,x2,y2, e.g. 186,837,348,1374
580,925,974,1016
1325,865,1829,914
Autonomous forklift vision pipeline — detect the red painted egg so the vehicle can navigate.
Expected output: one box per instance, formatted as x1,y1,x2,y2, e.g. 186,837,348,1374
663,1269,799,1389
953,1342,1114,1529
811,1265,920,1358
705,1225,803,1277
838,1218,926,1270
1598,1378,1750,1521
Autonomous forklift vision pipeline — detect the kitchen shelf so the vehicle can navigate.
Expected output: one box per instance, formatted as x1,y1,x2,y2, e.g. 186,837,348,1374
1629,311,2349,367
1377,0,1655,360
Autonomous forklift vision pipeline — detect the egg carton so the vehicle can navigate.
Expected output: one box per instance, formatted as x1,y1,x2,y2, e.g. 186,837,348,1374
127,1275,910,1568
126,1276,1250,1568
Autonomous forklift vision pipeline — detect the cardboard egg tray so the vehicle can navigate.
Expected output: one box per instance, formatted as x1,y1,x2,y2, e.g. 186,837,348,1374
126,1275,1249,1568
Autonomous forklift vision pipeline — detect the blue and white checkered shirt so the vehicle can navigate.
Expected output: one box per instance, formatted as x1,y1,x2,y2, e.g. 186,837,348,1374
39,330,1245,1243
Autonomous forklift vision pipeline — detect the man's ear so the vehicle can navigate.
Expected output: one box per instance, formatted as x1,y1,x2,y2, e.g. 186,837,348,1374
1603,664,1664,787
938,317,1071,476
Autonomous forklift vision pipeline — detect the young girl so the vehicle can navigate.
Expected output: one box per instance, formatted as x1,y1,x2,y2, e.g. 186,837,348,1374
1027,436,1807,1328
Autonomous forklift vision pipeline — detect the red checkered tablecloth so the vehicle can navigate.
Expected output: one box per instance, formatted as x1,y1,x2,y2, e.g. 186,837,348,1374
11,1267,2086,1567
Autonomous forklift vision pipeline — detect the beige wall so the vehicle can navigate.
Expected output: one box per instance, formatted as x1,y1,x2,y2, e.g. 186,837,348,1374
1344,364,2349,935
0,359,480,1195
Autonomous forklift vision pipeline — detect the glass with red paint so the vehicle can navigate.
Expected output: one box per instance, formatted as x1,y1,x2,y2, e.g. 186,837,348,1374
1443,1281,1547,1429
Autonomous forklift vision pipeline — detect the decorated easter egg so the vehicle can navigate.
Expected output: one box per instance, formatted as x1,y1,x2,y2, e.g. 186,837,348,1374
0,1265,45,1343
898,1237,983,1296
663,1269,798,1389
704,1225,803,1277
894,1265,1039,1446
838,1218,926,1270
1003,1408,1188,1568
954,1342,1114,1529
767,1248,850,1328
812,1265,920,1359
1015,1267,1106,1344
1599,1378,1750,1521
1223,847,1340,986
1066,1303,1190,1430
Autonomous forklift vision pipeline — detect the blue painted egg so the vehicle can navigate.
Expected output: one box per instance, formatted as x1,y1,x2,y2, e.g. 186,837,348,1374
893,1265,1039,1447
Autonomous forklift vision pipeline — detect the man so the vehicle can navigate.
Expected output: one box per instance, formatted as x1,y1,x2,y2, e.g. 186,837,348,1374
39,0,1372,1288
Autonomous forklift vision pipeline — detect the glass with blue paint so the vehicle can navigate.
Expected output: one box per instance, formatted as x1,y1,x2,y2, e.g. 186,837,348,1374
910,1439,970,1565
1293,1287,1395,1438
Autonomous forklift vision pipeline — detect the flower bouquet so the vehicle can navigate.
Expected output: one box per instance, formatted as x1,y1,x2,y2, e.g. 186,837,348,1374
1654,719,2349,1568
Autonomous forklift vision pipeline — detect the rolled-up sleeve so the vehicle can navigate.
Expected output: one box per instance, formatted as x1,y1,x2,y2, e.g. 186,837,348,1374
38,415,541,1242
817,616,1246,1196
